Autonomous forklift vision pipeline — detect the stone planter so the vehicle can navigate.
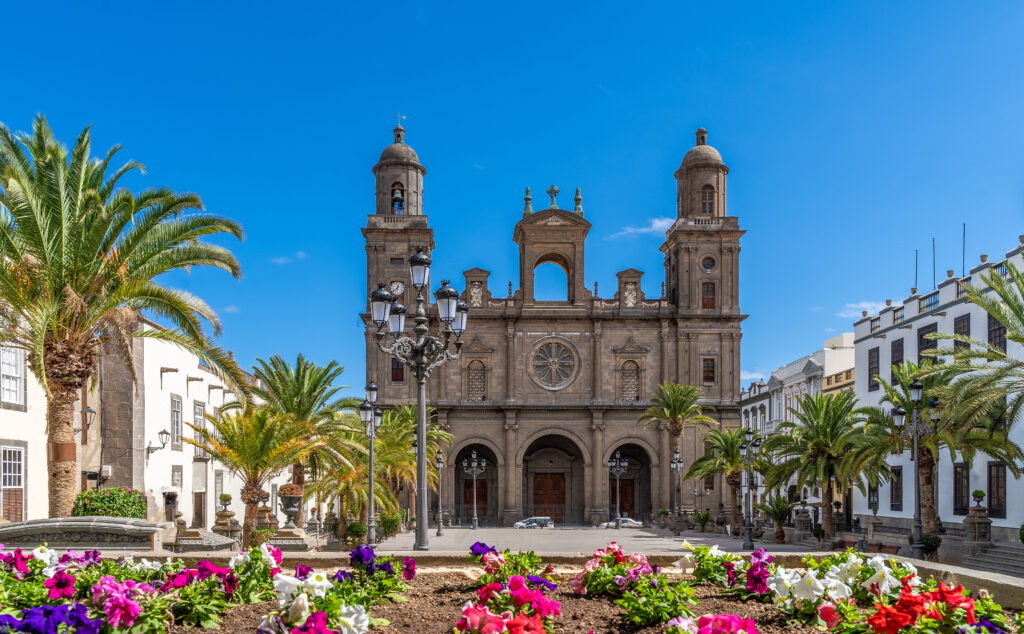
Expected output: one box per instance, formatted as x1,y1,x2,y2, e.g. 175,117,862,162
279,495,302,530
973,493,985,507
219,496,231,512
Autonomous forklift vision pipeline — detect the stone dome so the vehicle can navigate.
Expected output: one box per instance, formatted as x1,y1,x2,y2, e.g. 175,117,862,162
378,125,421,164
679,128,724,169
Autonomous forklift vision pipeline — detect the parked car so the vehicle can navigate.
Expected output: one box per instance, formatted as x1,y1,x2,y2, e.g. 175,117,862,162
599,518,644,529
513,516,554,529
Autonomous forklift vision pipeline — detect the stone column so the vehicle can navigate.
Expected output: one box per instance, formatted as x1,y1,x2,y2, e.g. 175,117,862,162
658,423,671,511
592,321,603,402
686,246,698,309
590,411,607,525
962,503,993,557
505,321,516,402
659,321,670,385
502,411,519,525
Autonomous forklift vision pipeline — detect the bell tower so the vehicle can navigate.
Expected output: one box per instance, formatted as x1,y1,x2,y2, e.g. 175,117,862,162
372,123,426,216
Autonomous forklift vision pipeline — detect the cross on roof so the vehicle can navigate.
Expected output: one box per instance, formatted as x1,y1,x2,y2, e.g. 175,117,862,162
394,112,406,127
546,184,560,209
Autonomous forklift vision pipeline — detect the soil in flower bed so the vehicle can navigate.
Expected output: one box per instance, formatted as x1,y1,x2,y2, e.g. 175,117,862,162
169,573,824,633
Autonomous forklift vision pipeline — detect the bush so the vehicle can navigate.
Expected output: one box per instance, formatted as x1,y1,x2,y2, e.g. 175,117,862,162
693,510,711,532
379,513,401,539
251,528,276,546
812,526,825,540
345,521,367,544
906,533,942,553
279,483,302,496
973,489,985,499
656,509,670,517
1019,524,1024,544
71,487,147,518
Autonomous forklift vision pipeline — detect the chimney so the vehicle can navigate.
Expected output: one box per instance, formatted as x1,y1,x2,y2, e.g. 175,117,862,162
947,270,955,278
861,310,868,318
885,299,892,306
981,254,989,263
911,287,917,295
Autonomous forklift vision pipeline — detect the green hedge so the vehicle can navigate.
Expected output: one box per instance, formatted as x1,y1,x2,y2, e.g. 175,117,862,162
72,487,147,519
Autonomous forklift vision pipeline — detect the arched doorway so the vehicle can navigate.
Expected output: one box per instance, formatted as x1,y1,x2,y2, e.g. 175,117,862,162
522,434,586,524
454,444,499,527
607,443,653,523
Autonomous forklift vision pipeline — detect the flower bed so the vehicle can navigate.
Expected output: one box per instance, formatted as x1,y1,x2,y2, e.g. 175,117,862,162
0,542,412,633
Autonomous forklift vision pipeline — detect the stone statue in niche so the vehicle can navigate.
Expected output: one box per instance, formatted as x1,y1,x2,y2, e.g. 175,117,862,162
470,281,484,307
623,282,638,307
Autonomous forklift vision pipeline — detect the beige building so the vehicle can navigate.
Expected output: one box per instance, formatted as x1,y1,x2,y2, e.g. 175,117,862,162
363,125,746,526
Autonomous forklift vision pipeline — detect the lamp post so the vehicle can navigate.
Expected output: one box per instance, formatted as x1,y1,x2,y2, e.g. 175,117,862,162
436,449,445,537
892,382,941,560
359,387,383,547
608,450,629,529
462,450,486,529
670,449,684,519
369,247,468,551
740,428,762,551
694,487,710,512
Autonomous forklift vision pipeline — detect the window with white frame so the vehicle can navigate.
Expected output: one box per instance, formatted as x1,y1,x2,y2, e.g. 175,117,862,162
1,346,26,407
171,395,183,451
193,400,208,458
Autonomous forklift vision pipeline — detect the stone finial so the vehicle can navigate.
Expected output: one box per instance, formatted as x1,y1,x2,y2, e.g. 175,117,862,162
546,184,560,209
573,187,583,214
523,187,533,215
862,310,868,318
947,269,955,278
593,281,598,298
1019,235,1024,245
885,299,892,306
911,287,917,295
980,254,989,263
507,281,513,298
696,128,708,146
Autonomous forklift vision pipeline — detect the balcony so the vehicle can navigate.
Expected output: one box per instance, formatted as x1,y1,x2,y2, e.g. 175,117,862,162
919,292,939,312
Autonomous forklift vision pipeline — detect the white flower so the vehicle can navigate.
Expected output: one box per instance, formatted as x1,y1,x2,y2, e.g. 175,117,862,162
791,571,825,602
41,565,57,578
32,546,59,566
259,543,277,567
767,567,801,600
707,545,726,558
866,555,888,573
302,571,333,598
335,604,370,634
138,558,164,572
824,577,852,600
861,569,899,595
287,592,310,624
681,540,694,551
229,552,247,570
825,561,861,586
274,574,303,606
121,555,135,567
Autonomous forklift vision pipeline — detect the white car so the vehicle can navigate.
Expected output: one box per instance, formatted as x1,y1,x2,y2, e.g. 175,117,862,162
513,516,554,529
599,518,644,529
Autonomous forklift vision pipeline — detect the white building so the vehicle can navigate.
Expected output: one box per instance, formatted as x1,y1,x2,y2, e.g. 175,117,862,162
851,238,1024,541
738,333,855,523
1,319,300,528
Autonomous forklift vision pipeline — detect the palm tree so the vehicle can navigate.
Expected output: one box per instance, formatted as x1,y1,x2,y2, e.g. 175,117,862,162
756,495,797,544
860,360,1022,535
761,391,865,540
924,262,1024,428
251,354,349,524
0,116,246,517
638,382,716,450
685,427,748,531
187,407,311,547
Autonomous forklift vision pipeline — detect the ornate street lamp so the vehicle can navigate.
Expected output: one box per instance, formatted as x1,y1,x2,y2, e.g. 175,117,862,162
462,450,487,529
370,247,467,550
359,393,382,547
436,449,445,537
147,429,171,456
892,381,939,560
740,429,762,550
670,449,684,519
608,450,629,529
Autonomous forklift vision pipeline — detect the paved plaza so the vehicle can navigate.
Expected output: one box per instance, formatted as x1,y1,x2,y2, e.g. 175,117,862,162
376,526,809,555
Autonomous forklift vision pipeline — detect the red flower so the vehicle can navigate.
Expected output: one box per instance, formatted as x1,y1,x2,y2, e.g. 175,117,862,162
613,551,627,564
934,582,976,624
866,604,914,634
505,612,546,634
476,582,503,604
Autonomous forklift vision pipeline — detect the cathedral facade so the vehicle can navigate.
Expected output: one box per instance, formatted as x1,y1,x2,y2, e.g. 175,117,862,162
363,125,745,526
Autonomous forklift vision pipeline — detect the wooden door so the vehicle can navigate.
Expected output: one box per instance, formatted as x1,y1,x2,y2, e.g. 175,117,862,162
609,478,635,518
1,446,24,523
192,492,206,528
463,479,487,523
533,473,565,523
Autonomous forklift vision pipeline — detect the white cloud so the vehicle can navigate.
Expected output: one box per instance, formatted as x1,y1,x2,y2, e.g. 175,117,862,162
295,251,307,260
836,300,886,319
824,327,837,333
223,305,240,314
741,369,766,381
271,251,307,265
270,256,292,264
607,217,674,239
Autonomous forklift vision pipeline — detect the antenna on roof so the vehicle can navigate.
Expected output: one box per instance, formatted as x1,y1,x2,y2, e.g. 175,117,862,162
914,249,918,290
932,237,937,290
962,223,966,278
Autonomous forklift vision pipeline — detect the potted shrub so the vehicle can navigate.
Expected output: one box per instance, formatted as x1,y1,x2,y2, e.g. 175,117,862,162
345,521,368,545
219,493,232,511
656,508,669,528
251,527,276,547
694,510,711,533
278,483,303,529
972,489,986,507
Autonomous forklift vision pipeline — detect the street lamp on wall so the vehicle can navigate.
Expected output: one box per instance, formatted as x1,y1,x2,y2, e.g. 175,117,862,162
75,406,97,434
146,429,171,456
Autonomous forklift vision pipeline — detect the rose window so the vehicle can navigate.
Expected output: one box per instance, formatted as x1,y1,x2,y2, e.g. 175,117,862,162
532,341,576,389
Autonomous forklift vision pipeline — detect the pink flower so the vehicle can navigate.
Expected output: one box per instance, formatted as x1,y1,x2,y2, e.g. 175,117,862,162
197,560,231,581
628,552,648,565
697,614,759,634
455,603,507,633
402,556,416,581
44,571,76,599
571,571,588,595
291,611,334,634
103,595,142,628
482,551,506,575
531,595,562,618
818,603,841,629
266,544,284,566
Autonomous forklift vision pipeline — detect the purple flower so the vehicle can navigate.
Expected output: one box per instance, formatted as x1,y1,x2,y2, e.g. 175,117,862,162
68,604,102,634
368,560,394,576
197,560,231,581
0,614,21,632
469,541,496,558
222,572,239,600
402,557,416,581
525,575,557,592
723,560,736,586
18,605,71,634
749,548,773,566
79,550,103,567
332,569,353,584
349,545,376,566
964,620,1007,634
294,564,313,580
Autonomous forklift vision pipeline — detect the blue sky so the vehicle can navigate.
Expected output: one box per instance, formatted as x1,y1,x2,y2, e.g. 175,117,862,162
4,1,1024,391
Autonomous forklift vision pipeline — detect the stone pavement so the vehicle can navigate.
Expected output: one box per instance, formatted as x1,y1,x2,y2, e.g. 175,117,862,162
375,526,809,555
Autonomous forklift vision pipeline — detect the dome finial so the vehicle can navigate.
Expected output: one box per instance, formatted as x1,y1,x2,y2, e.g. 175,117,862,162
573,187,583,214
523,187,533,215
696,127,708,146
393,112,407,143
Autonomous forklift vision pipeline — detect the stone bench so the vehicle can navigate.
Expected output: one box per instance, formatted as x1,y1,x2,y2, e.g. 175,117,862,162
0,516,171,551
